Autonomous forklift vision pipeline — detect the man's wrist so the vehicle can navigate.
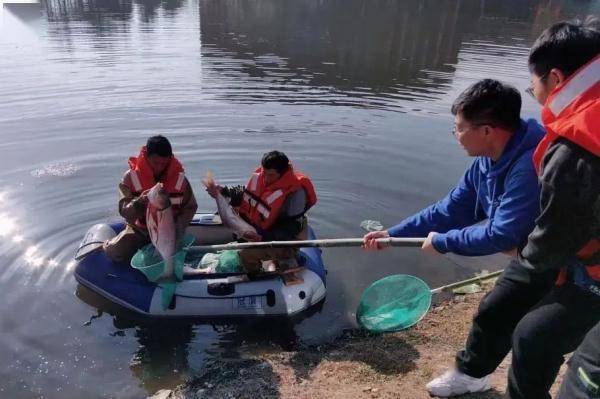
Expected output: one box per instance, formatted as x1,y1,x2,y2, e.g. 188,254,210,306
387,226,400,237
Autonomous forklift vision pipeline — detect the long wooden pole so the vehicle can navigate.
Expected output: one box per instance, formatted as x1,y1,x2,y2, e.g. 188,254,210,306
187,237,426,252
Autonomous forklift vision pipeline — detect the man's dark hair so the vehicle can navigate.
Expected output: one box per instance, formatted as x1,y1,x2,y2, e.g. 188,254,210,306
451,79,522,132
528,17,600,78
146,135,173,157
261,151,290,174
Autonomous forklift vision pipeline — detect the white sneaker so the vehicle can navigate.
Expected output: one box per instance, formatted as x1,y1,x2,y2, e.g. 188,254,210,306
426,369,491,397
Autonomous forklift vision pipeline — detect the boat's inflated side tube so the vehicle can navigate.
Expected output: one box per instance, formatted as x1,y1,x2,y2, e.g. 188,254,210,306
75,224,117,260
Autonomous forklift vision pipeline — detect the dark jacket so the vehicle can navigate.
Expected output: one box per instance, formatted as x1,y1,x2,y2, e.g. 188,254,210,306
519,137,600,272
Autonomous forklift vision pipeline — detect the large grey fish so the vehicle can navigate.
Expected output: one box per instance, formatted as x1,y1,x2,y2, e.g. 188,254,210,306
145,182,176,280
202,171,257,239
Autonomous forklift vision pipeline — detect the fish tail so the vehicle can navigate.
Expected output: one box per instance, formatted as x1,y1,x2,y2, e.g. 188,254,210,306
202,170,215,187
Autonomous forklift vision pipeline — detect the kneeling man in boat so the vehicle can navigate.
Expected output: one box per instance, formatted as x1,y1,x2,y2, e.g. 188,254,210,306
104,135,198,263
206,150,317,274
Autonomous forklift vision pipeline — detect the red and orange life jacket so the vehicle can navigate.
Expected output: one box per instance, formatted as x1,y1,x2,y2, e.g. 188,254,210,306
532,55,600,289
125,146,187,228
239,166,317,231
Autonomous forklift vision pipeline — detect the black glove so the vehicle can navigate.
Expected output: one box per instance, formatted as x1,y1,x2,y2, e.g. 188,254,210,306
220,185,245,207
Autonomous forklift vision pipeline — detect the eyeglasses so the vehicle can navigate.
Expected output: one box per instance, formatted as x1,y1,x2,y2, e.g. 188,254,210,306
452,123,487,137
525,73,548,98
525,86,535,98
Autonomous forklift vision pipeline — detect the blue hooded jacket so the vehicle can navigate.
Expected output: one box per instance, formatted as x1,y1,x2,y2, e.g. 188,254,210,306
388,119,545,256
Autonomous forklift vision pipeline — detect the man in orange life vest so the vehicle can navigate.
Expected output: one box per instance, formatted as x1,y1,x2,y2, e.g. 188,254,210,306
207,151,317,274
103,135,198,263
513,19,599,399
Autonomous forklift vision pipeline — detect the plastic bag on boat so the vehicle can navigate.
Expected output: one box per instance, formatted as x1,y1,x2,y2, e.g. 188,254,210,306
199,253,220,271
197,250,244,273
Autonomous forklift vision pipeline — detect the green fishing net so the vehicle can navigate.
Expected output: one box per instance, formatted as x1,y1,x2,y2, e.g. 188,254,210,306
130,234,195,310
356,274,432,333
131,233,195,281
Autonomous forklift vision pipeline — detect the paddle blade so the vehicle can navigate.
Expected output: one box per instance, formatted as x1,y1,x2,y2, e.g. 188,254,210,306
357,274,432,333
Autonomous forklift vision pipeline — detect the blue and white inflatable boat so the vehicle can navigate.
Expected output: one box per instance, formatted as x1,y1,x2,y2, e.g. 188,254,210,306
74,213,327,317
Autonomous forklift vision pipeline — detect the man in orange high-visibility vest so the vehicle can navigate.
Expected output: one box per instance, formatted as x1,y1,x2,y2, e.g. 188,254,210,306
104,135,198,264
514,18,600,399
207,151,317,274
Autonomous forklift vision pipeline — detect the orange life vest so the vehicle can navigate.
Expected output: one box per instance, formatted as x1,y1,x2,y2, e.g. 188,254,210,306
239,166,317,231
532,55,600,288
125,146,187,228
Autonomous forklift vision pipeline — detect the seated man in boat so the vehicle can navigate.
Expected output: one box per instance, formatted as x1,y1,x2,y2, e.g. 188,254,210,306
363,79,550,397
207,150,317,274
103,135,198,264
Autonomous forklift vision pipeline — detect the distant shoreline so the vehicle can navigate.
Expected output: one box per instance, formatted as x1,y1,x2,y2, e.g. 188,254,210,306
0,0,40,4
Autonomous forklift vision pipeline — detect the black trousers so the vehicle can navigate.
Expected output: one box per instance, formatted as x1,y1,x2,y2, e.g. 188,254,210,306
557,321,600,399
455,260,600,399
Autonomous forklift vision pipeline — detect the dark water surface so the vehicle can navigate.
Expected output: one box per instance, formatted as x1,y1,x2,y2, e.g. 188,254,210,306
0,0,597,397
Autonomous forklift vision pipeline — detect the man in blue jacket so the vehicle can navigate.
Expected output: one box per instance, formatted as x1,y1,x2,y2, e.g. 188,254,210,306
364,79,551,397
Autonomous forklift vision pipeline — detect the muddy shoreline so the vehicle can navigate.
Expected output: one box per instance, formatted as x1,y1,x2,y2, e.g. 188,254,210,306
151,283,566,399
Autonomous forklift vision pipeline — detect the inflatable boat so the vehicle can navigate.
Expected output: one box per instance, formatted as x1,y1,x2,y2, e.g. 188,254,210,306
74,213,327,317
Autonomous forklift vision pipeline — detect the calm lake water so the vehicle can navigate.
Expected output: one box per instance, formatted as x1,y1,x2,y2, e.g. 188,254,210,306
1,0,597,397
